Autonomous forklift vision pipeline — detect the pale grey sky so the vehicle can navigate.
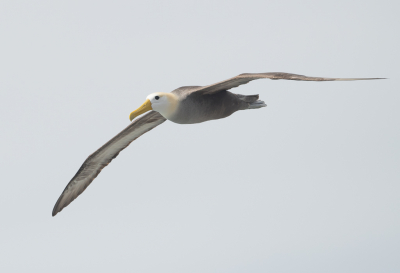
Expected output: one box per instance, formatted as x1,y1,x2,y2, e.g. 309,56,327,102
1,0,399,272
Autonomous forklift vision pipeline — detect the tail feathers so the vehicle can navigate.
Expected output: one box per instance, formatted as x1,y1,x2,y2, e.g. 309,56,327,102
237,94,259,103
247,100,267,109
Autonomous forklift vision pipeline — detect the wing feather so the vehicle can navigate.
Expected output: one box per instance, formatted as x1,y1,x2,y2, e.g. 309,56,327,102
195,72,384,95
52,111,166,216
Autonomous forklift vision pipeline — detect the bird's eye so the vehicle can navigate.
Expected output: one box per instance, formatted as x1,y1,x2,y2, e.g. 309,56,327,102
155,96,160,100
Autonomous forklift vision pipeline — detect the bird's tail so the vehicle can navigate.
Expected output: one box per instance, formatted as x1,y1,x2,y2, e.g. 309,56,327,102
237,94,266,109
247,100,267,109
236,94,259,103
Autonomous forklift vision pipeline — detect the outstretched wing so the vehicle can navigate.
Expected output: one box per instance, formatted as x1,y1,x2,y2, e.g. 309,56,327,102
195,72,384,95
52,111,167,216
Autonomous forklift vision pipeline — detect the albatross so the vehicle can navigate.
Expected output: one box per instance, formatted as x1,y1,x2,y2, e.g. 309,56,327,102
52,72,383,216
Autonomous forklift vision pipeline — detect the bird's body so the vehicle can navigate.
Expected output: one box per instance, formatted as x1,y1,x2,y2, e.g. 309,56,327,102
170,87,262,124
52,72,383,216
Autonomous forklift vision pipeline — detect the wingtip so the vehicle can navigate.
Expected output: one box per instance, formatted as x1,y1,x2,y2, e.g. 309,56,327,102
335,77,387,81
52,197,63,217
52,207,58,217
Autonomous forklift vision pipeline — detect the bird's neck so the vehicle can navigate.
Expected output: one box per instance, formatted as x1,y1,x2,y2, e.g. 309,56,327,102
157,93,179,120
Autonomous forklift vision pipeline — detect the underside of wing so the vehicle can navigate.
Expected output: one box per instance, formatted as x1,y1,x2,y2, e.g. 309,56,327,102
195,72,384,95
52,111,166,216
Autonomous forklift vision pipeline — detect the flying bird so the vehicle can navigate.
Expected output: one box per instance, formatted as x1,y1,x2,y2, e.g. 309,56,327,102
52,72,383,216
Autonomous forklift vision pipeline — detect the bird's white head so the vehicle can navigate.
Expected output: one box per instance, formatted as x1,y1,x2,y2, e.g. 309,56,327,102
129,92,178,121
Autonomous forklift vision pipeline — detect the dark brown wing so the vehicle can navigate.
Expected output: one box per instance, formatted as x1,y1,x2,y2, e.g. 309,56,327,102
52,111,166,216
194,72,384,95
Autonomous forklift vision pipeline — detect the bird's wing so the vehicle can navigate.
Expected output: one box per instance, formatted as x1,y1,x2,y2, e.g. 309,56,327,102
194,72,384,95
52,111,166,216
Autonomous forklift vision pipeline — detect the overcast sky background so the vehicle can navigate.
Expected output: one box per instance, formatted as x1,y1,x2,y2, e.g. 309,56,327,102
1,1,399,272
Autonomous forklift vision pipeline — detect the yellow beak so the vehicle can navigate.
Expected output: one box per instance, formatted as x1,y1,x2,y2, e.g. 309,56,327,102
129,99,152,121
